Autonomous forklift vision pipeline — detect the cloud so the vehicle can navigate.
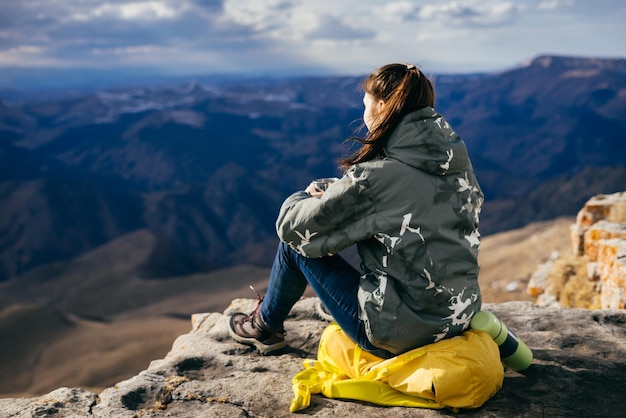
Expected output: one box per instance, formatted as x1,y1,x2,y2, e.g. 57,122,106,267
303,15,376,41
418,1,521,27
75,2,185,21
375,1,521,26
0,0,270,69
221,0,374,43
0,0,624,80
537,1,574,11
222,0,295,34
374,2,422,22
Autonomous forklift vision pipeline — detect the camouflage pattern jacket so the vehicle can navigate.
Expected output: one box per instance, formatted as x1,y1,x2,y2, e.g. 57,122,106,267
276,106,484,355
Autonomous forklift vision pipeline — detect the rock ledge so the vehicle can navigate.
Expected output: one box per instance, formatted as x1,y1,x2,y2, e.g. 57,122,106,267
1,299,625,417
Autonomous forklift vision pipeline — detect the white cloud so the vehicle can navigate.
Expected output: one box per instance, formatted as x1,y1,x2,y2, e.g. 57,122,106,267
0,45,44,61
222,0,294,32
222,0,373,43
376,2,421,22
306,15,375,41
91,45,161,56
0,0,624,79
537,1,574,11
0,44,64,67
418,1,521,26
70,1,182,22
118,2,180,20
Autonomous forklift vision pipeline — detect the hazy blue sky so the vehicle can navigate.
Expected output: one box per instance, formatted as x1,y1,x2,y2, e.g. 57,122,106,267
1,0,625,79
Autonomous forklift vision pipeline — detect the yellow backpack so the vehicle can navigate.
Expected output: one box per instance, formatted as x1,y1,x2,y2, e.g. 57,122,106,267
290,322,504,412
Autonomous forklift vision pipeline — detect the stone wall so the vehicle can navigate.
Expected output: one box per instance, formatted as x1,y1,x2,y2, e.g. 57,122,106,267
528,191,626,309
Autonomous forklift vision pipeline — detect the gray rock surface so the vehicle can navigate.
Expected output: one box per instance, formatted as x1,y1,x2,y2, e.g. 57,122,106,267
1,299,625,418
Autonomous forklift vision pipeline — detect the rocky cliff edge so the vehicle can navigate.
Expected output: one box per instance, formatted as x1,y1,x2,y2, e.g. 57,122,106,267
1,298,625,418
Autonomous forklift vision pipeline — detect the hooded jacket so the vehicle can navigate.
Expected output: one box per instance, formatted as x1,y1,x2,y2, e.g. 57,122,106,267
276,106,484,355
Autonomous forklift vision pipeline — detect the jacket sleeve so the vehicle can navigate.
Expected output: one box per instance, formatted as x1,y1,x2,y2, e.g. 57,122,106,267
276,165,377,257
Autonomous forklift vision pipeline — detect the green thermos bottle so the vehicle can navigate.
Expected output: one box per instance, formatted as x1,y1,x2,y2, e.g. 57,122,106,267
470,310,533,371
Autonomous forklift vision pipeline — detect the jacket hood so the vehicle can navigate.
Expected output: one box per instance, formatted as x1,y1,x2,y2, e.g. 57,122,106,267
383,107,470,175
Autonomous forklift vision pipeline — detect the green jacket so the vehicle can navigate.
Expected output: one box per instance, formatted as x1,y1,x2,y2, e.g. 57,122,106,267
276,107,483,354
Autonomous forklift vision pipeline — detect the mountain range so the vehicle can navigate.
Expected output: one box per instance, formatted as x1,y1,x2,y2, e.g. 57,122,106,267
1,55,625,282
1,54,625,398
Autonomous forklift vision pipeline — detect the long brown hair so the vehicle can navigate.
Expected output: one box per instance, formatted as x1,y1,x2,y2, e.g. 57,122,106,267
340,63,435,169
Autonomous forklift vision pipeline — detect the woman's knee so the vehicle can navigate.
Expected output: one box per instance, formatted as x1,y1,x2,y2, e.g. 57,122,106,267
277,241,304,265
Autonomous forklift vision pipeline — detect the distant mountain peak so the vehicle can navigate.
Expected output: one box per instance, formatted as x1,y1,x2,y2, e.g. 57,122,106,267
524,54,626,73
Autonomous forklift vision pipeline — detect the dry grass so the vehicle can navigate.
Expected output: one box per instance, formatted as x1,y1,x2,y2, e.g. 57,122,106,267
478,217,575,303
549,255,601,309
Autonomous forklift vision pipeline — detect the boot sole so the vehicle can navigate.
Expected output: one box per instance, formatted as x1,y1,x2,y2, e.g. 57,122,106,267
228,325,286,354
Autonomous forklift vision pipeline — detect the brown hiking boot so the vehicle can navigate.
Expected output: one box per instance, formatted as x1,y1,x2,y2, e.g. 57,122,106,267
229,287,286,354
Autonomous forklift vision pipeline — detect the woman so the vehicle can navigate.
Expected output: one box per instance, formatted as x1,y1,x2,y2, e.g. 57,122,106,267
229,63,484,358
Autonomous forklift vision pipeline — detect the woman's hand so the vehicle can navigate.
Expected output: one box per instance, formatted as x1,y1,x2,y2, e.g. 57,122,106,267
305,182,324,198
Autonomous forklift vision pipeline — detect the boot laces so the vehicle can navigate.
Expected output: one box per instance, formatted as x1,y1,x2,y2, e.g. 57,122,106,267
245,285,285,336
243,285,264,325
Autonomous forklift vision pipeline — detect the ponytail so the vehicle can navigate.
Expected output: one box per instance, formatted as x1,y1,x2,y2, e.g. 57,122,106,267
339,64,435,170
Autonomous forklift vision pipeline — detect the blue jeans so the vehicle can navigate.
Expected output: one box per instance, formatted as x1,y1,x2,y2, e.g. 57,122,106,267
259,241,394,359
